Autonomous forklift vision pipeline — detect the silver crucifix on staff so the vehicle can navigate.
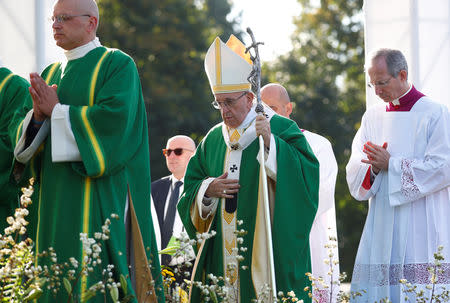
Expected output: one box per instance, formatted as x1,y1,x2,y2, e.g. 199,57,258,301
245,28,265,114
245,27,277,303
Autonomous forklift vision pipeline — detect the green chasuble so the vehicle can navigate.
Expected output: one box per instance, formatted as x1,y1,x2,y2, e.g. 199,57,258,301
0,67,31,231
178,113,319,303
14,47,164,302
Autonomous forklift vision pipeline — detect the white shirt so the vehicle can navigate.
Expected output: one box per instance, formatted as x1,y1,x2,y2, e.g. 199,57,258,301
150,175,195,266
304,130,340,303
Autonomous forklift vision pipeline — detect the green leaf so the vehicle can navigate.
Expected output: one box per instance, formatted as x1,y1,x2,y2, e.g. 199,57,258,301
159,236,180,256
110,285,119,302
35,277,48,287
23,288,43,301
63,277,72,294
120,274,128,296
209,289,218,303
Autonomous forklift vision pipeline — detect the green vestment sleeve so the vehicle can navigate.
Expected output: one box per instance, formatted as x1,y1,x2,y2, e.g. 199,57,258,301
0,68,31,231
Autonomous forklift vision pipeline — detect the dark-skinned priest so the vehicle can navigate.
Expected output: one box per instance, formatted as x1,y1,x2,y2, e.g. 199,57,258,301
177,35,319,303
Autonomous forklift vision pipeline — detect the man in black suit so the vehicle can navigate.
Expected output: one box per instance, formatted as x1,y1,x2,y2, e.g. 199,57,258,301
151,135,196,266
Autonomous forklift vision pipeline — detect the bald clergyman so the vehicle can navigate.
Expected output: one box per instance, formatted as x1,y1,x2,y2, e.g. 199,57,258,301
261,83,340,303
12,0,163,302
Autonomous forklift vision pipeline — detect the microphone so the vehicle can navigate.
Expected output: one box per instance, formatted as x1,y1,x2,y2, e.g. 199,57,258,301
225,193,238,213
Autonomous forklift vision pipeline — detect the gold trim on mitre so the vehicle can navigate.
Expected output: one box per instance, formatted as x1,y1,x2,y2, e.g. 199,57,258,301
204,36,253,94
226,34,253,65
213,83,251,94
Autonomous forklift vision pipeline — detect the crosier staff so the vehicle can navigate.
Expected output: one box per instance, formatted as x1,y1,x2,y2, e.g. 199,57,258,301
245,27,277,302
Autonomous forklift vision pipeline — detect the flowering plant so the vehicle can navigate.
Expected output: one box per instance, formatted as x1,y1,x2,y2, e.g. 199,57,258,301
0,179,133,303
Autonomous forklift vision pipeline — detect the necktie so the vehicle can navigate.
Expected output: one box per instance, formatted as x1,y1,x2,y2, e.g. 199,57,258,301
161,180,183,265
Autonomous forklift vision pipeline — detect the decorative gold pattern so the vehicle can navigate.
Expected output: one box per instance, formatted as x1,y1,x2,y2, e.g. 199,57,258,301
225,238,236,255
223,210,235,225
226,265,238,285
230,129,241,142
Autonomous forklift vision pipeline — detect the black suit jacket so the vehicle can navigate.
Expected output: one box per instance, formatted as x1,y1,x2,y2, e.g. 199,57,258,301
151,176,172,235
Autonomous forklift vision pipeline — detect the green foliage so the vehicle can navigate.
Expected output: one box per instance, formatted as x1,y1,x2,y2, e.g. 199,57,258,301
110,284,119,302
63,277,72,295
0,181,42,303
97,0,243,179
120,274,128,296
0,180,133,303
263,0,367,278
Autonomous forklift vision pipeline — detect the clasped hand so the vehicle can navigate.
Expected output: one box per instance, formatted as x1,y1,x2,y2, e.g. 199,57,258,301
29,72,59,122
361,141,390,174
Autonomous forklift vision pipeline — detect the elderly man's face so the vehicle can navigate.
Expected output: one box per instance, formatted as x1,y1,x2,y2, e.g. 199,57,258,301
215,91,253,128
52,0,93,50
368,57,406,103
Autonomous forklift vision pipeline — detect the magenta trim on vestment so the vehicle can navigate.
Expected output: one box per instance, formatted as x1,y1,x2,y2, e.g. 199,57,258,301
386,85,425,112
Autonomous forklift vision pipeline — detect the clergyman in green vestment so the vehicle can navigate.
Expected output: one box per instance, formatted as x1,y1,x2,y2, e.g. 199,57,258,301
12,0,164,302
177,35,319,303
0,66,31,232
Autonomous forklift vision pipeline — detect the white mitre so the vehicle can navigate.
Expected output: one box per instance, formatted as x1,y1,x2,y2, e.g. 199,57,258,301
204,35,253,94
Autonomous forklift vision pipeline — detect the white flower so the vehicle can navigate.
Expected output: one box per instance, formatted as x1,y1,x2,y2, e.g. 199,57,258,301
6,217,14,225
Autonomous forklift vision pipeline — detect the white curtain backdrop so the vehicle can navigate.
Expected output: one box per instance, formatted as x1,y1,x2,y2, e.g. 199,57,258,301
0,0,63,78
364,0,450,109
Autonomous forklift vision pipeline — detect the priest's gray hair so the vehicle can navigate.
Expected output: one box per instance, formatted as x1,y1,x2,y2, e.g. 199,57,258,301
370,48,409,80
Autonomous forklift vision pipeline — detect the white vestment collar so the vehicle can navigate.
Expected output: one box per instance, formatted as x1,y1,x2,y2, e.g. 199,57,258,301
64,37,102,61
221,102,275,151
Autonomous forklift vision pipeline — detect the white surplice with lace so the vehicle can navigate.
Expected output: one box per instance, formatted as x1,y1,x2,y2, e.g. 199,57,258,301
346,98,450,302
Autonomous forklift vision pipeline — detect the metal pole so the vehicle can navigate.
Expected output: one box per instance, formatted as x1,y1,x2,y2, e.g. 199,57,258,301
257,137,277,302
246,27,277,302
410,0,420,88
35,0,45,73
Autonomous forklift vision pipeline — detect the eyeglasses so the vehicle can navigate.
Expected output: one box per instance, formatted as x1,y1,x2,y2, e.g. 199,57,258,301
50,14,91,24
367,76,393,89
162,148,194,157
211,91,247,110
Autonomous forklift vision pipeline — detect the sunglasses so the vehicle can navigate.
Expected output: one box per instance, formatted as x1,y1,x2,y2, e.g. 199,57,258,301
162,148,193,157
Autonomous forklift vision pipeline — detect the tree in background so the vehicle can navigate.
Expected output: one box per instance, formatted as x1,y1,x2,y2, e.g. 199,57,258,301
263,0,366,278
97,0,242,179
